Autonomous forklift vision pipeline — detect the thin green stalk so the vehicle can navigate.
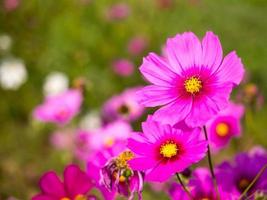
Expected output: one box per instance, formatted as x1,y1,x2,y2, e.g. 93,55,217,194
203,126,220,200
238,163,267,200
176,173,194,200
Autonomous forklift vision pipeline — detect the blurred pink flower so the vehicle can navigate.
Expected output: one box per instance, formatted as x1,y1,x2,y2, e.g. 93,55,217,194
75,120,132,160
33,89,83,125
137,31,245,127
206,102,245,151
50,130,74,150
4,0,20,11
105,3,130,21
127,116,207,182
102,87,144,122
127,36,148,56
112,59,134,77
169,168,235,199
32,164,95,200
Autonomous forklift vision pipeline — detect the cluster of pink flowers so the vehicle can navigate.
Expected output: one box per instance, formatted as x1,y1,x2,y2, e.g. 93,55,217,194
32,31,267,200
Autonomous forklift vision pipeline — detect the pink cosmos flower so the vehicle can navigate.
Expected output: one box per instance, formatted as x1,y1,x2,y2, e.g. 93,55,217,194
75,121,132,160
137,31,244,127
112,59,134,77
102,87,144,122
105,3,130,21
127,36,148,56
33,89,83,125
206,102,245,151
32,164,95,200
50,130,74,150
4,0,20,11
169,168,236,200
127,117,208,182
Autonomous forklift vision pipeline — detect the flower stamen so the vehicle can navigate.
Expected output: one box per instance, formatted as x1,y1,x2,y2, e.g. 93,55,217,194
160,141,178,158
184,76,202,94
115,151,134,169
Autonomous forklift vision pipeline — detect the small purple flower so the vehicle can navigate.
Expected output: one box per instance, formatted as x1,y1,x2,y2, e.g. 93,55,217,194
112,59,134,77
206,102,245,151
169,168,235,200
102,87,144,122
33,89,83,125
216,147,267,197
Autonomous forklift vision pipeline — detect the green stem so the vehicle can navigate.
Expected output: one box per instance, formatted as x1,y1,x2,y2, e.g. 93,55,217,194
176,173,194,200
238,163,267,200
203,126,220,200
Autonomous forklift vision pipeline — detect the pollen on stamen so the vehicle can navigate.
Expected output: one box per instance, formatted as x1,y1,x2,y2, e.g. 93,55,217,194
184,76,202,94
160,141,178,158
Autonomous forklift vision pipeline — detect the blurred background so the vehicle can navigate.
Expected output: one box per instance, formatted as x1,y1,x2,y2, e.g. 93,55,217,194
0,0,267,199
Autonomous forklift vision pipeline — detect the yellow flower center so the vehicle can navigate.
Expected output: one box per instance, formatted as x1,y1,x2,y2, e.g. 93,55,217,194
216,123,229,137
160,141,178,158
115,151,134,169
184,76,202,94
104,137,114,147
201,198,210,200
61,194,87,200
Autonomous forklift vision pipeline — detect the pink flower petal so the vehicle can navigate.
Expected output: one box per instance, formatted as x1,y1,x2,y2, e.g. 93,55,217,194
127,137,154,156
185,95,219,127
216,51,245,85
136,85,177,107
153,97,193,126
32,194,55,200
39,171,66,197
128,157,158,171
201,31,223,73
165,32,202,73
63,164,92,197
145,163,175,182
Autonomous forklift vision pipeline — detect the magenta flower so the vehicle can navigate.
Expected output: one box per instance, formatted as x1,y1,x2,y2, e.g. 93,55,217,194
169,168,235,200
137,31,244,127
32,164,95,200
216,147,267,197
127,117,208,182
112,59,134,77
33,89,83,125
127,36,148,56
206,102,245,151
102,87,144,122
87,142,143,200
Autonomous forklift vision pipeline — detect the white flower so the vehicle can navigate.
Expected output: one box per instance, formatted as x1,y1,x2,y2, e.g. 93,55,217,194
43,71,69,97
0,59,27,90
0,34,12,51
79,111,102,131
